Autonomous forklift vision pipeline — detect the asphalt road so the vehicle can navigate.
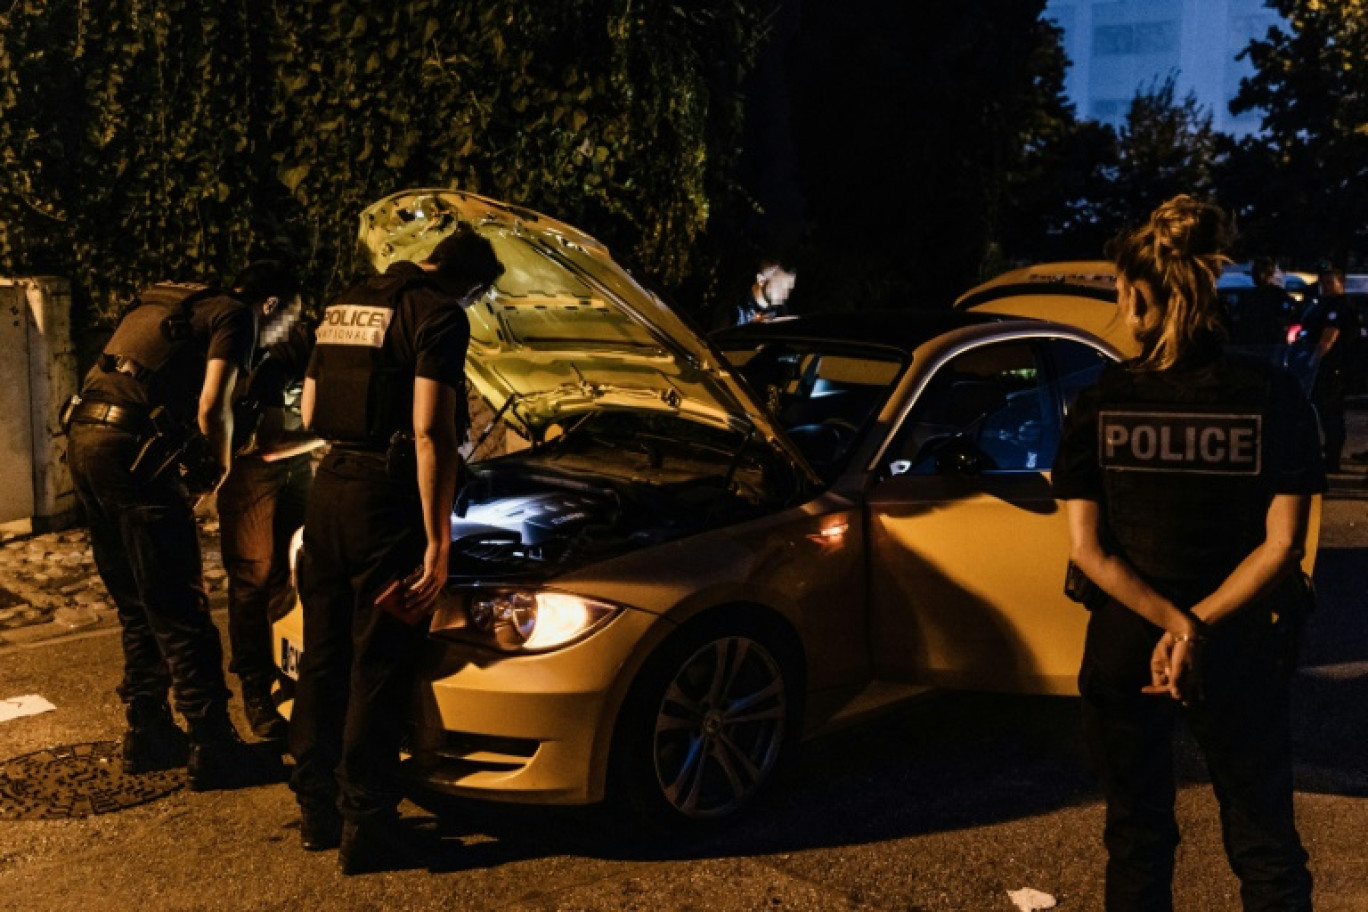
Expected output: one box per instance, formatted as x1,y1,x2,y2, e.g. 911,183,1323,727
0,498,1364,912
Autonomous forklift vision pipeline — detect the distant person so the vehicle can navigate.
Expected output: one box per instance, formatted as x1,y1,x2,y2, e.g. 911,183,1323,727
1229,256,1296,351
715,259,797,329
1300,266,1358,471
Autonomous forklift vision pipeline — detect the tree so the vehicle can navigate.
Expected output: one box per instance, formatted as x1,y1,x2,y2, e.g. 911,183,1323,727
1230,0,1368,266
0,1,769,325
786,0,1074,310
1005,74,1219,264
998,17,1119,265
1112,75,1218,228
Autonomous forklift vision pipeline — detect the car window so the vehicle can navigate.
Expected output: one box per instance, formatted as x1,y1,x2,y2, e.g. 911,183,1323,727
1046,338,1110,421
884,340,1051,475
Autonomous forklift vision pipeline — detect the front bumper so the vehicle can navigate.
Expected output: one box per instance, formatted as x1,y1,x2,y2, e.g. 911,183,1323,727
274,604,666,806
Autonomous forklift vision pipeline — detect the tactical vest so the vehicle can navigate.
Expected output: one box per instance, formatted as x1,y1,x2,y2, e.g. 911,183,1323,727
1095,355,1274,586
100,283,223,417
309,271,428,446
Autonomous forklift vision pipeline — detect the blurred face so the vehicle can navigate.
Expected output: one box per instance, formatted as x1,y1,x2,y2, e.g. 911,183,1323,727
259,293,302,348
758,266,797,309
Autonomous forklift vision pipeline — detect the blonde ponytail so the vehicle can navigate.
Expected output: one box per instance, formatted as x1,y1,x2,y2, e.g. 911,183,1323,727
1112,195,1232,370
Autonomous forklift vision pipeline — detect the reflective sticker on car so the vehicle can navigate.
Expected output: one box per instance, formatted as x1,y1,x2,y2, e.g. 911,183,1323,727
279,636,303,680
316,304,393,348
1098,410,1261,475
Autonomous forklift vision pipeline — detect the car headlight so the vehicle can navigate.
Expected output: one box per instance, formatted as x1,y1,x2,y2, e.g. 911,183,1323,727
429,587,620,653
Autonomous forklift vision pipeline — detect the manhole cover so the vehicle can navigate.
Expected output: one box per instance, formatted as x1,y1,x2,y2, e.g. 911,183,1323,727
0,741,184,819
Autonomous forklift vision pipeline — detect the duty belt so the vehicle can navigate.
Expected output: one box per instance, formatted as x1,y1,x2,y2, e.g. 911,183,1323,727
68,399,150,434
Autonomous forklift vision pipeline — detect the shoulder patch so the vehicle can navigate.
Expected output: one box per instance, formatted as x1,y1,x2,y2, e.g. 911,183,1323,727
1099,410,1261,475
317,304,393,348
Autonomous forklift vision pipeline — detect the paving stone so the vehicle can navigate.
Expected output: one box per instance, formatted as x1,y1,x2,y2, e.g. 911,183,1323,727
53,606,99,629
0,604,34,625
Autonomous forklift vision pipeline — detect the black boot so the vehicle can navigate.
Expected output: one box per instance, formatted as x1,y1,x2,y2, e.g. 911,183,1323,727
241,681,289,742
187,714,287,792
121,699,189,775
299,802,343,852
338,816,435,876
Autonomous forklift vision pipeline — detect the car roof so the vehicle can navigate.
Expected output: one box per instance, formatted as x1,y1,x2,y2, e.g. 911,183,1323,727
953,260,1118,311
710,309,1006,357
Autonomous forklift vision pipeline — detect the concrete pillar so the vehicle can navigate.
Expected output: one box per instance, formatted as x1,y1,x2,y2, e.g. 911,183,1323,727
0,277,79,532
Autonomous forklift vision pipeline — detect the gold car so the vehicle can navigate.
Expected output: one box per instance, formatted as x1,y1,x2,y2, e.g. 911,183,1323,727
274,209,1318,827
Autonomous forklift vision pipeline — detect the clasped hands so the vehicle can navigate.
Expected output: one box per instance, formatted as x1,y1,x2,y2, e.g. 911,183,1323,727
1142,623,1207,705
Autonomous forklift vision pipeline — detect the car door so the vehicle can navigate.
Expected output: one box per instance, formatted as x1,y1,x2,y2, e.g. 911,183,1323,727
865,334,1111,695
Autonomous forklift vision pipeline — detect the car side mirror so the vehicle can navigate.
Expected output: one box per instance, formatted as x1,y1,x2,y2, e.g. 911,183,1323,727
934,435,986,476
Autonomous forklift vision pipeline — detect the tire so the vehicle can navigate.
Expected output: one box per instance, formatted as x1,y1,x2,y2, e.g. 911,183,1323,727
611,614,800,833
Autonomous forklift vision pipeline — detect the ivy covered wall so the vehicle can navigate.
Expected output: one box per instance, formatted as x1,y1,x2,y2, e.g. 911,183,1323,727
0,1,766,324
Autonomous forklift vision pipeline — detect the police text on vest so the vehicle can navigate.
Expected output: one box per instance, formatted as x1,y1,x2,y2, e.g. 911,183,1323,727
1098,411,1262,475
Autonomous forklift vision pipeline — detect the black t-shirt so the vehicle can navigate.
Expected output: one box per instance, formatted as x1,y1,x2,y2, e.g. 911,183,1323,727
81,292,256,421
244,322,315,408
1053,350,1324,585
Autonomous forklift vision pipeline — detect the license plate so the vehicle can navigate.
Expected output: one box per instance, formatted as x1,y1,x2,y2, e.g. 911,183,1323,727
279,636,303,680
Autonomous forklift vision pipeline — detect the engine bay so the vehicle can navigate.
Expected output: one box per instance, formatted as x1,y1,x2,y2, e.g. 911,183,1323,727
446,411,803,579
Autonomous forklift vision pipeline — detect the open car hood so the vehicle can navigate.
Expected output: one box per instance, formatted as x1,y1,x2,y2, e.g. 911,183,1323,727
358,189,820,484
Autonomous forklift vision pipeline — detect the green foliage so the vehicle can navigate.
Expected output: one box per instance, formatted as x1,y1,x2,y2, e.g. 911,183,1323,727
1005,74,1220,265
1230,0,1368,264
0,0,765,324
1114,76,1217,222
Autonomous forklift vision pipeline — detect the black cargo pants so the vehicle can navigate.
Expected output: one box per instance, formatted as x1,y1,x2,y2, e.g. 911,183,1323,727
1079,587,1312,912
66,422,231,725
288,448,428,822
217,452,313,692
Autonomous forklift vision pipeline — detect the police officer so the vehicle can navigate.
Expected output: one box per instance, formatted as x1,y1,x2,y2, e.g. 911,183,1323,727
713,258,797,329
289,224,504,874
1054,196,1321,912
66,260,300,789
1228,256,1295,353
218,317,318,741
1300,267,1359,471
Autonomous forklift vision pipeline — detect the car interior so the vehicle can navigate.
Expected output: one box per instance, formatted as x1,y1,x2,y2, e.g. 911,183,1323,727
723,342,904,477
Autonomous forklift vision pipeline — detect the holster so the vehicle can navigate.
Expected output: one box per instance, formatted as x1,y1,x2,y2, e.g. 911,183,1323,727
128,407,223,494
1064,560,1109,611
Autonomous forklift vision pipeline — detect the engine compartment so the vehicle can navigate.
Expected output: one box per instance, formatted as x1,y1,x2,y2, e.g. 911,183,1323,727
446,411,802,580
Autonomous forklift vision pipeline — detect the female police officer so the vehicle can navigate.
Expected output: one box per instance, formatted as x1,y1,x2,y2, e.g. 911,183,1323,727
1053,196,1322,912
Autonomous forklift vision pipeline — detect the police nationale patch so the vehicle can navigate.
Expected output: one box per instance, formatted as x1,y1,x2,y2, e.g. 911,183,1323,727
316,304,393,348
1098,410,1262,475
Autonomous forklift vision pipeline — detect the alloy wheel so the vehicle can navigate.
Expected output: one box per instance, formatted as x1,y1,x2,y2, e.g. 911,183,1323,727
651,635,787,819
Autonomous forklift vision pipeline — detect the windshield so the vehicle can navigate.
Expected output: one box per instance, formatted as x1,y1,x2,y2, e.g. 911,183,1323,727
718,341,906,478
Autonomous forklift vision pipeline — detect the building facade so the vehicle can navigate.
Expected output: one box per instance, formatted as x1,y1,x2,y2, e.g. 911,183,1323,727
1044,0,1285,136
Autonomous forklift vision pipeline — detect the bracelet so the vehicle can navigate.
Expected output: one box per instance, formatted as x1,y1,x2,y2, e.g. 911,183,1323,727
1173,631,1206,645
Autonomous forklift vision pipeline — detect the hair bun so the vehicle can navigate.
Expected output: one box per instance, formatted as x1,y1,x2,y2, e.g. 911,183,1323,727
1149,194,1230,259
